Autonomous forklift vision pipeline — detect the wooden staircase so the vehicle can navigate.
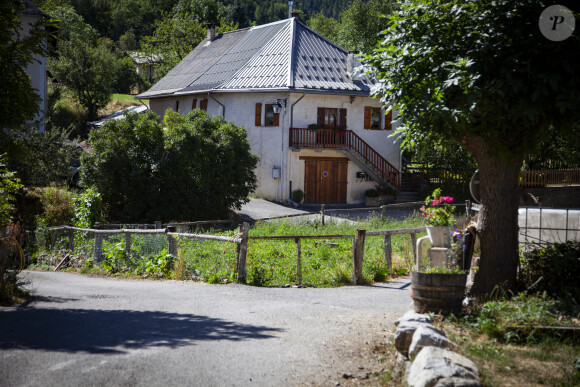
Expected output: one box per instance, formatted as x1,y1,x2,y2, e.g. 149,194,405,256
289,128,400,189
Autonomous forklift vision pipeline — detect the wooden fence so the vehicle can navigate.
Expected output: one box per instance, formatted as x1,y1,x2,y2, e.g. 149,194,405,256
519,169,580,187
46,222,427,286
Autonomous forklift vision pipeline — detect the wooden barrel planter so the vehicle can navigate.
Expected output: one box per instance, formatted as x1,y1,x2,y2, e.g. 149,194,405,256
411,271,468,314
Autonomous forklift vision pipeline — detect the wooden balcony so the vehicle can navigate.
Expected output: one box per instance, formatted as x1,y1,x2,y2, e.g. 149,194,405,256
289,128,400,188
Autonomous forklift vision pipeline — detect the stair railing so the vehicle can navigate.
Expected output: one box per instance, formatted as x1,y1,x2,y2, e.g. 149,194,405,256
290,128,400,188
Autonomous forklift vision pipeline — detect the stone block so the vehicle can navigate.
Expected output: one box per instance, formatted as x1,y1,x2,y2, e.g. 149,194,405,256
408,325,456,358
407,346,481,387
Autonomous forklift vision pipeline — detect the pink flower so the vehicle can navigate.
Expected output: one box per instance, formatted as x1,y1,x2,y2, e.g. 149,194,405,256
420,205,426,211
444,196,454,203
432,199,440,206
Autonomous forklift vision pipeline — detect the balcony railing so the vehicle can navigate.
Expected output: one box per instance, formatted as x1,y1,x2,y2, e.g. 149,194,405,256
289,128,400,188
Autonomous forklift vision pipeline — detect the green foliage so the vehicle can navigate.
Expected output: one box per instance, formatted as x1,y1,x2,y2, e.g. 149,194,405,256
36,185,75,226
49,97,89,137
291,189,304,203
0,156,22,226
0,0,49,131
73,187,103,228
81,110,258,222
461,294,568,344
519,241,580,314
50,36,118,120
0,124,77,187
306,13,341,41
366,0,580,159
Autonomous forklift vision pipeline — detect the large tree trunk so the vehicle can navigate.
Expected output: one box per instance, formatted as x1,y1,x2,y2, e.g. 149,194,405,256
464,140,523,298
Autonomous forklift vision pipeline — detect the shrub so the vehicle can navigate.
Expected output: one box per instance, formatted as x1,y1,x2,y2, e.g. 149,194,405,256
519,241,580,312
81,110,258,222
36,185,76,226
291,189,304,203
73,187,103,228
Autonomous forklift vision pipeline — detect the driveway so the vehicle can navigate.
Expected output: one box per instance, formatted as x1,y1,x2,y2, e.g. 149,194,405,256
0,271,412,386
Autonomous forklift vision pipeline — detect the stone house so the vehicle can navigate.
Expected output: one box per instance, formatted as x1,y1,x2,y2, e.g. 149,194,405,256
138,17,401,204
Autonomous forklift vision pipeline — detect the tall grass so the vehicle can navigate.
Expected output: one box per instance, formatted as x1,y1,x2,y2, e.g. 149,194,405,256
179,214,423,287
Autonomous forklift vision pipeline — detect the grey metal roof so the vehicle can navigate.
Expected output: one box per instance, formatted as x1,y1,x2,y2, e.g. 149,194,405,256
139,18,372,99
22,0,50,18
139,29,249,98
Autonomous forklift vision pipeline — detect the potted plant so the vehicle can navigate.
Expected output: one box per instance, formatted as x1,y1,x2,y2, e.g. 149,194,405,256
412,189,466,313
291,189,304,204
364,185,396,206
307,123,322,132
419,188,455,247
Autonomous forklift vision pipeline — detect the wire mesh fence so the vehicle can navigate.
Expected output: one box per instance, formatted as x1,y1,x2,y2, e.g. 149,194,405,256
518,207,580,250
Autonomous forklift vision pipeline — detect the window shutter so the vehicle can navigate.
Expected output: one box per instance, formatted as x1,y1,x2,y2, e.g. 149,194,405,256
364,106,371,129
339,108,347,128
317,107,325,126
200,99,208,111
175,100,179,112
273,111,280,126
192,99,197,110
385,109,393,130
255,103,262,126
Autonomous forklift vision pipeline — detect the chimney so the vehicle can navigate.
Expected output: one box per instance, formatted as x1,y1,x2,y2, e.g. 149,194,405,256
288,1,294,19
347,51,361,81
206,23,216,42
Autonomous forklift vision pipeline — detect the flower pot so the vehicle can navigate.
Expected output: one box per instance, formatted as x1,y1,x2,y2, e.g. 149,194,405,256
425,225,451,247
410,271,467,314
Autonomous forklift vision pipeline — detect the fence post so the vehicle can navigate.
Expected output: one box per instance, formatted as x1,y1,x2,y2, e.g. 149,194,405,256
321,204,325,226
353,229,366,285
166,226,177,256
237,222,250,282
68,227,74,251
465,200,472,223
381,205,386,220
295,238,302,285
383,233,392,271
93,222,103,263
125,232,131,255
410,233,417,263
155,221,162,229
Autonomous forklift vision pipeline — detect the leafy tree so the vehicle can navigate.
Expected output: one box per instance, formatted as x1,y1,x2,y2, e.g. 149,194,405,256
336,0,397,52
367,0,580,296
0,124,77,187
0,155,22,227
307,13,341,41
0,0,50,131
50,36,117,120
81,110,257,222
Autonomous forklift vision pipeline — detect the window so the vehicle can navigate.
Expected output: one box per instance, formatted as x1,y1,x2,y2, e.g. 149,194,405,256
192,99,197,110
175,100,179,112
264,104,279,126
255,103,279,126
200,99,208,111
364,106,392,130
317,107,347,128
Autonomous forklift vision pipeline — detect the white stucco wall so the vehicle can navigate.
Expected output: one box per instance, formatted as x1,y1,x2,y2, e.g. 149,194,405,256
149,91,401,204
20,14,47,131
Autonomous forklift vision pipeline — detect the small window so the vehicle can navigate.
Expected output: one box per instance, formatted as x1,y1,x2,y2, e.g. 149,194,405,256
175,100,179,112
264,104,279,126
364,106,384,130
323,108,338,127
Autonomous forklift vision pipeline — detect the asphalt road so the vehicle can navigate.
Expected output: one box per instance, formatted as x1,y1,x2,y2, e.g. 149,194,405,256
0,271,412,386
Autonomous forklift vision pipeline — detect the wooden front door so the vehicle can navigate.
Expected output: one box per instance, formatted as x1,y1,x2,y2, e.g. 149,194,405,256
304,158,348,204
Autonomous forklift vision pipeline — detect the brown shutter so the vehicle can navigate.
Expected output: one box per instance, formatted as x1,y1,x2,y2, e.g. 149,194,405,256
273,111,280,126
385,109,393,130
339,108,347,128
255,103,262,126
364,106,371,129
317,107,324,126
192,99,197,110
175,100,179,112
200,99,208,111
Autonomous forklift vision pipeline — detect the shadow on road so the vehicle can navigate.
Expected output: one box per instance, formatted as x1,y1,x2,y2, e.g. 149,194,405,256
0,303,282,354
